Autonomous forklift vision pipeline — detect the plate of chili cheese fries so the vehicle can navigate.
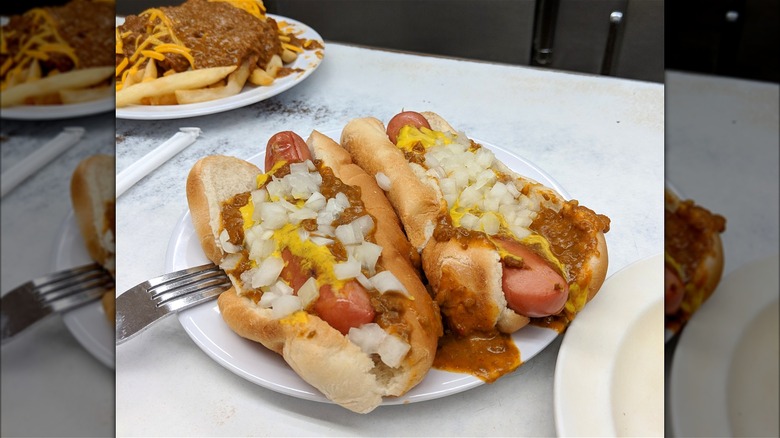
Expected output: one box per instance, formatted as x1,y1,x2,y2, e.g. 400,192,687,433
114,0,324,120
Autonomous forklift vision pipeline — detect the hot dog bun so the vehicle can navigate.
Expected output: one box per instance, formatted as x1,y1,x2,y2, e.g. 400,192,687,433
70,154,115,323
664,189,725,333
341,112,610,336
186,131,441,413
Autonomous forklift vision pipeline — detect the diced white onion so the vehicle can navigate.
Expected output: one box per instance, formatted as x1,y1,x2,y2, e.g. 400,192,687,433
219,229,241,253
304,192,327,211
289,207,318,224
426,166,446,179
317,209,337,226
480,212,500,235
370,271,409,296
265,178,291,200
439,178,458,198
334,192,350,209
277,199,298,212
324,197,346,218
316,225,334,237
289,162,309,175
334,258,362,280
377,334,411,368
352,215,375,238
424,153,440,168
506,182,520,198
483,195,500,213
258,291,279,308
219,253,242,271
452,168,469,188
271,294,302,319
270,280,293,296
375,172,392,191
352,241,383,275
460,213,480,230
348,323,386,355
511,225,532,240
310,236,334,246
475,146,494,168
355,273,374,290
251,256,285,288
459,185,481,208
298,277,319,308
259,202,288,230
335,223,363,245
248,237,275,262
348,323,411,368
251,188,268,204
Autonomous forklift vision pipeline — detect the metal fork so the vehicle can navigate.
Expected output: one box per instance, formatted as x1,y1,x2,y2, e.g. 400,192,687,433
1,263,114,345
115,263,232,346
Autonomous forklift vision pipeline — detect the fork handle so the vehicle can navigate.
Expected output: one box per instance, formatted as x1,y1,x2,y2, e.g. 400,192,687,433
1,286,51,344
115,288,172,346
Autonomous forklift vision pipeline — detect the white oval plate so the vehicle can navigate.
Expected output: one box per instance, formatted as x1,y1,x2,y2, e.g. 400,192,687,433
1,97,114,121
165,130,573,405
554,253,665,437
52,211,115,369
115,15,324,120
670,255,779,437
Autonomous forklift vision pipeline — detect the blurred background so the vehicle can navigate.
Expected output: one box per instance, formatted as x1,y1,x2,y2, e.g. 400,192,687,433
116,0,665,82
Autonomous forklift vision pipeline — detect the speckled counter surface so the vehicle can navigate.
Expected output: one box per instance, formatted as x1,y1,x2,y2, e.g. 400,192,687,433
114,43,663,436
1,112,115,437
664,71,779,437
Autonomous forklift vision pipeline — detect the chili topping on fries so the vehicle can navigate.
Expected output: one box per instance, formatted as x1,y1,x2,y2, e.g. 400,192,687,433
115,0,324,107
0,0,115,107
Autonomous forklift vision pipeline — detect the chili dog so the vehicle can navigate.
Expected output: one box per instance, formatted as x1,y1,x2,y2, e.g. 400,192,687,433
664,189,725,334
186,130,441,413
341,111,610,339
70,155,116,323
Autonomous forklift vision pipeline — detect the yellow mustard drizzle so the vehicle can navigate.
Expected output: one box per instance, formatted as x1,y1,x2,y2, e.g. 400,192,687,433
398,122,584,314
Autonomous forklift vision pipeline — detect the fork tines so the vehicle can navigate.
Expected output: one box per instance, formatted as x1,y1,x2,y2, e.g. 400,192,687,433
34,263,114,312
147,264,231,312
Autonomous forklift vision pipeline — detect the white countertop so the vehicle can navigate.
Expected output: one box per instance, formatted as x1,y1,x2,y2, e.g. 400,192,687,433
1,112,116,437
664,71,779,437
114,43,663,436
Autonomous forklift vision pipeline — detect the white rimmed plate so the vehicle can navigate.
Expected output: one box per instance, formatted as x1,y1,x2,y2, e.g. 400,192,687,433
670,255,779,437
1,97,114,121
554,253,665,436
115,15,324,120
164,130,573,406
0,16,114,121
52,211,115,369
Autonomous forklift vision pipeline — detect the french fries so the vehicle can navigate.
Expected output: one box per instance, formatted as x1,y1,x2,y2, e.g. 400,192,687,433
1,0,116,109
1,66,114,108
115,65,237,107
174,61,250,105
114,0,324,108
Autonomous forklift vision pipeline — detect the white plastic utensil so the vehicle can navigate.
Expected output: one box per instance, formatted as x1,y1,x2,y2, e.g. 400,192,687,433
115,127,201,197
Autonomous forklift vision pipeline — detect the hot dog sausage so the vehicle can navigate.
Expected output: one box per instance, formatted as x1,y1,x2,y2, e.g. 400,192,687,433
665,265,684,314
266,133,375,334
386,111,570,319
265,131,312,171
314,282,376,335
386,111,432,144
496,238,569,318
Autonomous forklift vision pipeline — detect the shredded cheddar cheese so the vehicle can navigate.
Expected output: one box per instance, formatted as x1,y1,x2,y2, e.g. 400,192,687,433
114,0,275,90
0,5,81,90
